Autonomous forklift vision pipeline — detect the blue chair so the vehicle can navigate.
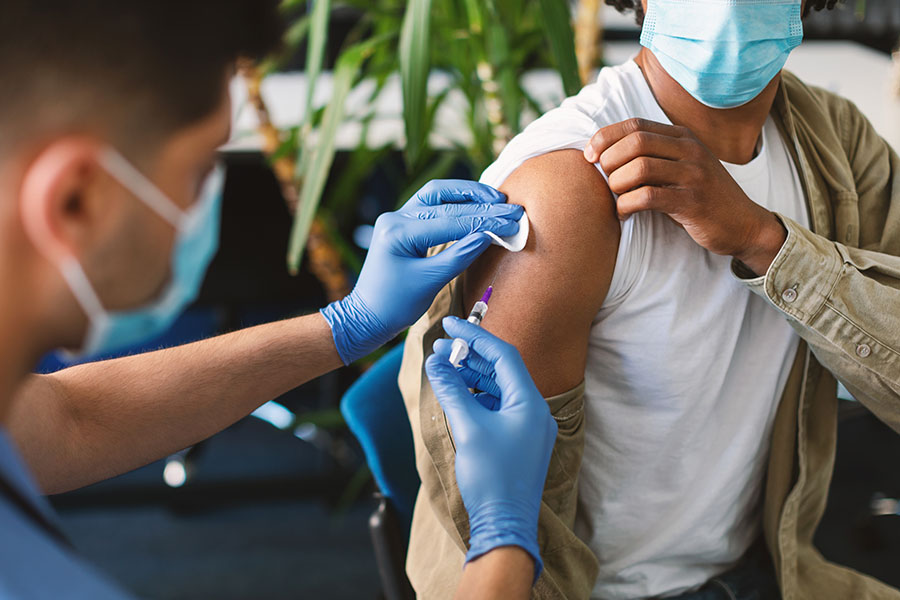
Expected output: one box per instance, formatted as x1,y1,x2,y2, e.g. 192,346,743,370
340,343,419,600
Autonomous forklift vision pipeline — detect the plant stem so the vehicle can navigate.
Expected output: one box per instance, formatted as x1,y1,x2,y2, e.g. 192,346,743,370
575,0,603,85
239,61,351,302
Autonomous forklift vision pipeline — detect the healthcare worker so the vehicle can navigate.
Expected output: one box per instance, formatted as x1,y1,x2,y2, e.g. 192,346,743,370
0,2,554,598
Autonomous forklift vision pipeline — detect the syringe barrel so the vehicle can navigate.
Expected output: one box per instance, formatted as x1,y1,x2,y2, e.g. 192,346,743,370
467,300,489,325
451,298,489,366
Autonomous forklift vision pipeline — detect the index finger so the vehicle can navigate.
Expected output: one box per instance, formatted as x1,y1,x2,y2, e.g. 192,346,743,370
583,118,686,163
402,180,507,211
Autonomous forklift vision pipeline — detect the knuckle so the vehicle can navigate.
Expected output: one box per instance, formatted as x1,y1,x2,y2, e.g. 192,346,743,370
503,341,522,362
631,131,652,152
635,157,652,180
374,213,402,237
374,212,394,229
597,149,614,172
419,180,439,195
608,181,626,197
626,118,645,134
465,216,487,232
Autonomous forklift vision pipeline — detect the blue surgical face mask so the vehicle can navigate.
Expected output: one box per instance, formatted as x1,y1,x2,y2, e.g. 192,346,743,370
57,148,223,360
640,0,803,109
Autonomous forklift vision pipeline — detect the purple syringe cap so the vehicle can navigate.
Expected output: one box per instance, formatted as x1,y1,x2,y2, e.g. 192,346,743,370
480,286,493,304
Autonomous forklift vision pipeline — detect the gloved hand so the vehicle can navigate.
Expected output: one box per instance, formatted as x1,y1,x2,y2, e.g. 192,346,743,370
425,316,557,582
322,180,523,364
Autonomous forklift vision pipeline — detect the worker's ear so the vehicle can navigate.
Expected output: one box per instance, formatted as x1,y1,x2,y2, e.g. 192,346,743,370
18,138,119,265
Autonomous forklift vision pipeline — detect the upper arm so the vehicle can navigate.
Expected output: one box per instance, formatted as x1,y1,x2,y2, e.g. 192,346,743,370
464,149,620,396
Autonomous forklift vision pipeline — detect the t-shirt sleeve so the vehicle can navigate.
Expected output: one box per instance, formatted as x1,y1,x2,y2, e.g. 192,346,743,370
479,101,603,189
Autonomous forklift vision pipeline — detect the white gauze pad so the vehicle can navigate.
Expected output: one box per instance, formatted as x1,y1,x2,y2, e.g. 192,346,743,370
486,211,529,252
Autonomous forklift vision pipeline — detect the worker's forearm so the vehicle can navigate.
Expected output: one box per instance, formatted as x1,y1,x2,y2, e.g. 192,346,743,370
455,547,534,600
9,312,342,494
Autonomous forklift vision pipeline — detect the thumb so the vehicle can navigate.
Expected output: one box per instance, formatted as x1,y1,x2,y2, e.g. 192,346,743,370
428,232,493,274
425,352,477,428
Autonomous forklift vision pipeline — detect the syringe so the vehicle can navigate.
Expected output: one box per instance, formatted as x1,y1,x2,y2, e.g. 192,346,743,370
449,285,493,367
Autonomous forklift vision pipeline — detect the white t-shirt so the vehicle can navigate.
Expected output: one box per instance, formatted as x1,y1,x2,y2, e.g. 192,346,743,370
480,59,809,599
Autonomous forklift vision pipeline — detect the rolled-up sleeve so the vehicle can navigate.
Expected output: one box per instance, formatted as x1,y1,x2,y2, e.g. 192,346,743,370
733,215,900,432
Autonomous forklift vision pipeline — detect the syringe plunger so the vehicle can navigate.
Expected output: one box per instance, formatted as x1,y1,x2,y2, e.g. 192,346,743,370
449,286,492,367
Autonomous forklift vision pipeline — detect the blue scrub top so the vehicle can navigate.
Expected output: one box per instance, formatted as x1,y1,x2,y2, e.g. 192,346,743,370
0,428,133,599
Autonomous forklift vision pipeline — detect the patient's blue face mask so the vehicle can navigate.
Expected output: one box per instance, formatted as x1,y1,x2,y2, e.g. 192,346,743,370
58,148,223,360
640,0,803,109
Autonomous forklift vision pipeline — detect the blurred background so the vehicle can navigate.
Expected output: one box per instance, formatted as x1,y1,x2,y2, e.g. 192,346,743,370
41,1,900,598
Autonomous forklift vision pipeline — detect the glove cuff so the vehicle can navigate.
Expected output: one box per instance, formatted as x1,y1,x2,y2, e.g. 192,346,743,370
320,293,391,365
466,500,543,584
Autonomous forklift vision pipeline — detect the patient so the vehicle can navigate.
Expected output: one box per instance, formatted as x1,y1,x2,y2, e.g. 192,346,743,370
398,1,869,599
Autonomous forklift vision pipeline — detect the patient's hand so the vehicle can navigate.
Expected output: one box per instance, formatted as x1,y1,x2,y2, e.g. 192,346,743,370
584,118,787,276
463,150,620,397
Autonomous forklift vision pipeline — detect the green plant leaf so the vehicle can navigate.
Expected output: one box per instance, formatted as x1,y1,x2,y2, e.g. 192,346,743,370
304,0,332,128
399,0,433,170
396,151,460,210
287,37,387,274
328,143,393,220
538,0,581,97
284,13,312,51
290,408,346,430
486,19,521,137
270,126,300,164
463,0,484,34
317,207,365,273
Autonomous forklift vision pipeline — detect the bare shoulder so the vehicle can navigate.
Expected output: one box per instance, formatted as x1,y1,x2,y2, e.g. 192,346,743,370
463,149,619,396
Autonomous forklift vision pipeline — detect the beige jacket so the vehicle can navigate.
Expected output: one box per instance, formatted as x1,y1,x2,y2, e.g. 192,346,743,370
398,71,900,599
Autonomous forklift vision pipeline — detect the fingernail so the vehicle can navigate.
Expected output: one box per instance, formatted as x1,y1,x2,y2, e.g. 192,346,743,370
583,146,597,162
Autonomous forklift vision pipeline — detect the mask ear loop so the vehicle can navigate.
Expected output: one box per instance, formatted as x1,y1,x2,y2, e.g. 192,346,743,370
56,255,111,359
97,148,185,228
179,165,225,234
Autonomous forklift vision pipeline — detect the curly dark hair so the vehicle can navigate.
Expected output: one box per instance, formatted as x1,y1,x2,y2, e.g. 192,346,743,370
606,0,840,27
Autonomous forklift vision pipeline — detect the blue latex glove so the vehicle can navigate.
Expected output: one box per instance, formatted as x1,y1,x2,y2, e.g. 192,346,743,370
321,180,523,364
425,316,557,582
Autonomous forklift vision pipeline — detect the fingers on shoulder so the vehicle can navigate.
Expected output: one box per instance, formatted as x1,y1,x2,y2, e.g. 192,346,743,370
500,149,619,251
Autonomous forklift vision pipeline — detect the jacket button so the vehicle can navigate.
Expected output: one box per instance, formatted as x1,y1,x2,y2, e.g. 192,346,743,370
782,287,798,303
856,343,872,358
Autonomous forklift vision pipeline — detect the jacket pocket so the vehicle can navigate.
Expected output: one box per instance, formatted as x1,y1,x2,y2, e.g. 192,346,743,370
541,382,587,533
533,382,600,599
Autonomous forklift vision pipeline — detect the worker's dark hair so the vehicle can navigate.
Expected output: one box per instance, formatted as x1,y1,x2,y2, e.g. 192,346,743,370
606,0,840,27
0,1,285,158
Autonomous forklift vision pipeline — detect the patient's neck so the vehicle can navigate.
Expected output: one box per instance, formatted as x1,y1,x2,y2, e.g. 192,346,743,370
634,48,779,165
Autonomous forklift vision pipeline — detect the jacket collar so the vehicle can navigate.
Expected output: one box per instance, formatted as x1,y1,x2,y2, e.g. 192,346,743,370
772,70,862,246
